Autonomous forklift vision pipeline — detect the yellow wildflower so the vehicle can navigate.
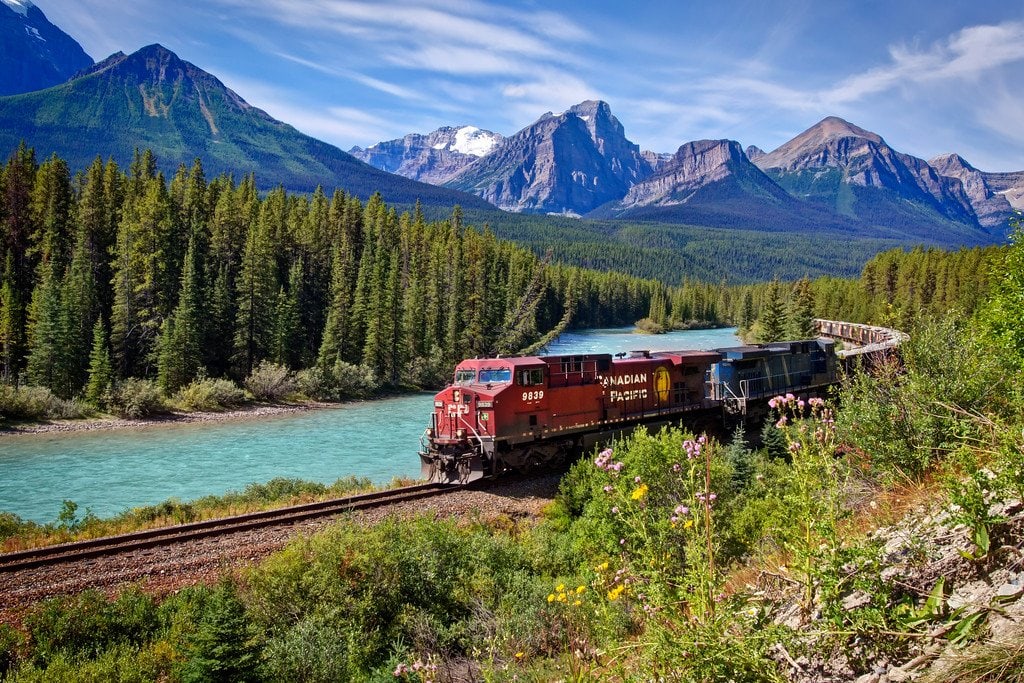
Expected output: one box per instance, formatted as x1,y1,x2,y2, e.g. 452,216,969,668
630,483,649,500
576,585,586,594
556,583,565,592
547,594,555,603
596,561,609,572
573,599,582,606
515,652,524,660
607,584,625,601
558,593,567,602
684,519,694,529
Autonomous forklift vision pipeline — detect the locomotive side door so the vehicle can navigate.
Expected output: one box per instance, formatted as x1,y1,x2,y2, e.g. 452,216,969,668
514,365,549,438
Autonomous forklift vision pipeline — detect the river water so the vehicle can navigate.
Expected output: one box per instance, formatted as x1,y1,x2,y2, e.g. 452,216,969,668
0,327,739,523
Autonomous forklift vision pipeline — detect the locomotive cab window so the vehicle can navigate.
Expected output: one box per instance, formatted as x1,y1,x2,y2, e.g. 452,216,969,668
454,369,476,385
518,368,544,386
479,368,512,384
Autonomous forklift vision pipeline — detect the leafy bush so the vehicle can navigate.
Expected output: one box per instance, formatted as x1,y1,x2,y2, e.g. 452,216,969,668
0,624,23,679
403,348,449,389
296,361,378,401
633,317,666,334
173,377,247,412
0,384,90,421
244,362,296,402
837,317,1009,479
108,379,166,419
331,360,378,397
24,589,159,667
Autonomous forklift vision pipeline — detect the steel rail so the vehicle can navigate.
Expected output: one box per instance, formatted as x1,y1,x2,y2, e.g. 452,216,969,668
0,482,458,573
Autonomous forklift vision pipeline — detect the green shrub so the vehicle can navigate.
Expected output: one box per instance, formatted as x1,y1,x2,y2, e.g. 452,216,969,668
244,362,295,401
260,614,353,682
0,384,90,421
296,362,379,400
633,317,666,334
837,317,1008,479
108,379,166,419
402,348,449,389
24,589,159,667
0,624,23,679
331,360,378,397
173,377,247,412
5,642,177,683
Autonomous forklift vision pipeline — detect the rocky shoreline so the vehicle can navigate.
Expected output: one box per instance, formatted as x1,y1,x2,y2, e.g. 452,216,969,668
0,401,336,436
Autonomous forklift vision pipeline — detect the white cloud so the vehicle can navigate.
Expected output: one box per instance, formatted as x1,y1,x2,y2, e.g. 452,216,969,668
821,21,1024,106
273,51,420,100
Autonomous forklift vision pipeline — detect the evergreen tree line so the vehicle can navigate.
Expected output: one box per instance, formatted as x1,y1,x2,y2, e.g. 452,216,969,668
0,145,658,402
639,243,1006,342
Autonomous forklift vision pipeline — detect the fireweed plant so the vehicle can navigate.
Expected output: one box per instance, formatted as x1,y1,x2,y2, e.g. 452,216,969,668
768,393,849,615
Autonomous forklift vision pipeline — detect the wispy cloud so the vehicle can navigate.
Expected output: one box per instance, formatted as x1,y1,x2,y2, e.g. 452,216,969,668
274,51,420,100
822,21,1024,106
623,20,1024,153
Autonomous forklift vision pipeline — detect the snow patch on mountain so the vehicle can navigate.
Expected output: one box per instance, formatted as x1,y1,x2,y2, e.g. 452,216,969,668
2,0,33,16
452,126,500,157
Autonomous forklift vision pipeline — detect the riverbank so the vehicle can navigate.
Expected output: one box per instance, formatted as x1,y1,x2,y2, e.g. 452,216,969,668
0,401,335,436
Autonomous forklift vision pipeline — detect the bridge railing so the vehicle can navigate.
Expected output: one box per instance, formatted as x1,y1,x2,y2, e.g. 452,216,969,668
814,318,908,359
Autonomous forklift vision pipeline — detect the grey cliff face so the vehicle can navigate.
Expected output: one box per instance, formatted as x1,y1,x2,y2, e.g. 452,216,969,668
445,100,652,215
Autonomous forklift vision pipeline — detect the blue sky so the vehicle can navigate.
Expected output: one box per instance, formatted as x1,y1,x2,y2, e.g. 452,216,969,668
34,0,1024,171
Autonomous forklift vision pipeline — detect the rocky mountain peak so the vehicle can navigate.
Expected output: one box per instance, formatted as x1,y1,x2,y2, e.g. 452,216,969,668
746,145,766,161
349,125,503,185
811,115,883,143
615,138,784,210
0,0,93,95
756,116,886,172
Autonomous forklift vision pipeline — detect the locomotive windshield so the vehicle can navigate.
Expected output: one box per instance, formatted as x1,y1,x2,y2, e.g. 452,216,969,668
454,369,476,385
479,368,512,384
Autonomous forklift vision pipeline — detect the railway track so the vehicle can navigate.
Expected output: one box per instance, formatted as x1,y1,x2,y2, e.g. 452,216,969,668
0,482,458,573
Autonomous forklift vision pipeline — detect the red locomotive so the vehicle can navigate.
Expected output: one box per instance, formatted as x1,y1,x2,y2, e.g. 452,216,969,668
421,339,841,482
421,349,725,482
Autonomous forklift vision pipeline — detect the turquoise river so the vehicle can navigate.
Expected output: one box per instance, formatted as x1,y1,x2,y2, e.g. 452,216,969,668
0,327,739,523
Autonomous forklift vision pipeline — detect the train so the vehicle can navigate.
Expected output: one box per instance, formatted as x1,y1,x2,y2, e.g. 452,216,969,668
419,338,838,483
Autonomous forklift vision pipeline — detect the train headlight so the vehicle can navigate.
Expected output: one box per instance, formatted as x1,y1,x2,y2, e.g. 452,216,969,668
426,428,433,438
456,429,466,439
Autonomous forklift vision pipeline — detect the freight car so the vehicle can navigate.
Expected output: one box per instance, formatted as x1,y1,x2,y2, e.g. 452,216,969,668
420,338,837,483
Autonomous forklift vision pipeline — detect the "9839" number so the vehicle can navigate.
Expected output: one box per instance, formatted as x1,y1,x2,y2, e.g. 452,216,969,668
522,390,544,402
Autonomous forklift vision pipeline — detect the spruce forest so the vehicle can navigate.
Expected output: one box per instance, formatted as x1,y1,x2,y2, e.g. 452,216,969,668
0,145,667,411
0,143,1010,418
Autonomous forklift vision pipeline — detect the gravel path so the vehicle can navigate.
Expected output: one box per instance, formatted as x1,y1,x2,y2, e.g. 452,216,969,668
0,475,561,628
0,402,335,436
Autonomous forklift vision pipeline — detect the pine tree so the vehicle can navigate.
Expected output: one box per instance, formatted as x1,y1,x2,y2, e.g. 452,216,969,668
738,289,755,333
271,259,302,368
0,253,21,382
233,202,278,377
787,276,817,339
758,278,787,343
25,262,66,393
30,153,75,276
60,226,99,394
158,238,205,392
85,318,112,406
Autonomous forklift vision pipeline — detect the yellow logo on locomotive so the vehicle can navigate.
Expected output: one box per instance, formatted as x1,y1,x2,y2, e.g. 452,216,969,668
654,367,670,403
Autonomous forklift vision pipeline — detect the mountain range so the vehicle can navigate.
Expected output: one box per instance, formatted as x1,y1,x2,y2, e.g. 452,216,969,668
0,0,92,96
0,36,490,207
360,105,1024,244
0,1,1020,252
